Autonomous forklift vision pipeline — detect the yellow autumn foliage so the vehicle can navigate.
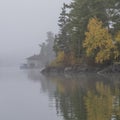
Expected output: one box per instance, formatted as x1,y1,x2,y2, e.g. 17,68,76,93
56,51,65,63
83,17,115,63
85,82,112,120
50,51,81,66
50,51,65,67
115,31,120,43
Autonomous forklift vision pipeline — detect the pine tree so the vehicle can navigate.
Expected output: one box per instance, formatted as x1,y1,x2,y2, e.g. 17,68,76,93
53,3,71,54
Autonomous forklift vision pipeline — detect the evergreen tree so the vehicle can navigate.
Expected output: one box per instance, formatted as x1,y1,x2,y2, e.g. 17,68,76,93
53,0,120,66
54,3,71,54
39,31,55,66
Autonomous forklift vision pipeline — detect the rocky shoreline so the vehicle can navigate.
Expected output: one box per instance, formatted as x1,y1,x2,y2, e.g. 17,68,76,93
41,64,120,75
98,64,120,74
41,65,101,74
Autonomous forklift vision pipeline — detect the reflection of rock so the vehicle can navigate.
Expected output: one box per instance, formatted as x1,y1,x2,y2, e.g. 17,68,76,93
44,73,112,94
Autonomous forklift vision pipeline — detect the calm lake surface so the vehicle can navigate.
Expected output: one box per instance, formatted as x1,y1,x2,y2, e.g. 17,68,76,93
0,67,120,120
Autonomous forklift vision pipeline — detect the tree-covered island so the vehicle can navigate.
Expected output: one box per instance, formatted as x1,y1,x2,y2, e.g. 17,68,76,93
42,0,120,74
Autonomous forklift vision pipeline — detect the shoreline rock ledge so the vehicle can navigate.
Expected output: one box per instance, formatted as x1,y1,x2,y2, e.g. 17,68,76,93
98,64,120,74
41,63,120,75
41,65,101,74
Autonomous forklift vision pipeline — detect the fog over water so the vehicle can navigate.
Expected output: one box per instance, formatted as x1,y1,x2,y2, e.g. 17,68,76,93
0,0,70,67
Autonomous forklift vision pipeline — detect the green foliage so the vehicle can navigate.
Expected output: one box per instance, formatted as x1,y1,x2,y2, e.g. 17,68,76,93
53,3,71,54
114,31,120,60
52,0,120,66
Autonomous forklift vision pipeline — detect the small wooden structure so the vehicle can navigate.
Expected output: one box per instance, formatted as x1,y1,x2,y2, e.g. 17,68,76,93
26,55,42,68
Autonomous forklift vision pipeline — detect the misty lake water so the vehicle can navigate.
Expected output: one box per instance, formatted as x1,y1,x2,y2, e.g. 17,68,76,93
0,67,120,120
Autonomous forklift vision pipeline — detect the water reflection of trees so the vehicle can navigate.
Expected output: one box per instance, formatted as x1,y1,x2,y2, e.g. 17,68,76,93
46,74,101,120
54,79,86,120
26,71,120,120
48,75,120,120
85,82,120,120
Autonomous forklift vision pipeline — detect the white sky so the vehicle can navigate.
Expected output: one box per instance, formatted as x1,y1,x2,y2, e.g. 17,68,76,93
0,0,71,66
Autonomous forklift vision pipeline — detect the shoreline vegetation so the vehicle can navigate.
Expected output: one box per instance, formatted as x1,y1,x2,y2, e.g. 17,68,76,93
41,0,120,75
23,0,120,75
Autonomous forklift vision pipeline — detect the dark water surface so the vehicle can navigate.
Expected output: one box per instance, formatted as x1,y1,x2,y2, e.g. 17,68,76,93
0,67,120,120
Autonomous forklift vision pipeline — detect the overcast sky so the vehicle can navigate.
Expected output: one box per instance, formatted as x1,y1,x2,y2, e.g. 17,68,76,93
0,0,71,67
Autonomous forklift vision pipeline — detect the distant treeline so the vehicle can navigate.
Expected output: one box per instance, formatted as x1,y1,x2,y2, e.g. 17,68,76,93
39,32,55,67
49,0,120,67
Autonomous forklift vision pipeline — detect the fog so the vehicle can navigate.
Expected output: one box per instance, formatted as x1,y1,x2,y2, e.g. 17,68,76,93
0,0,70,67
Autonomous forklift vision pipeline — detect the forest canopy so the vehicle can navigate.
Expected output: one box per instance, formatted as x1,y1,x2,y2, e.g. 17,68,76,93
52,0,120,66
